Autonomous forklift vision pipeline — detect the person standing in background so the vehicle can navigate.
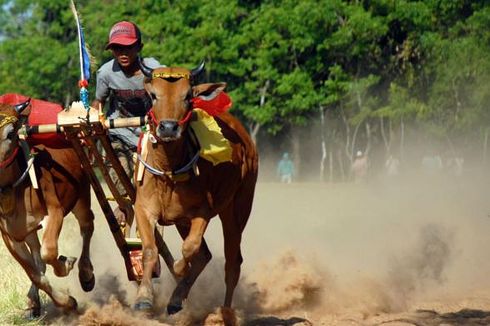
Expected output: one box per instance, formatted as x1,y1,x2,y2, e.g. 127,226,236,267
277,152,295,183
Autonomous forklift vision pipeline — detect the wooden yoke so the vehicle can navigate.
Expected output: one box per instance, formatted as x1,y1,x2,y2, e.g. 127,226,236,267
64,125,138,281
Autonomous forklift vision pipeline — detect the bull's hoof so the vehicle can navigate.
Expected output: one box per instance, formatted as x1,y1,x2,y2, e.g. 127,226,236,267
24,307,41,320
134,299,152,312
167,302,183,315
79,273,95,292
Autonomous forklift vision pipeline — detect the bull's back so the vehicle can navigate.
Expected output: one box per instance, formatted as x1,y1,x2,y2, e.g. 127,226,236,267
216,112,258,176
193,112,257,215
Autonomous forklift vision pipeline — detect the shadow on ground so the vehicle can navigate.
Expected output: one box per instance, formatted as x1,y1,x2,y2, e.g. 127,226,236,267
378,309,490,326
245,316,312,326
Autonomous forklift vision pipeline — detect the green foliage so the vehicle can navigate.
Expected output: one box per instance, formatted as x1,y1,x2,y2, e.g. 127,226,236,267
0,0,489,143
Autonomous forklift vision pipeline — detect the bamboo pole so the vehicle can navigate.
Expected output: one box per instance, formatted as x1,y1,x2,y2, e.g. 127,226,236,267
19,116,147,135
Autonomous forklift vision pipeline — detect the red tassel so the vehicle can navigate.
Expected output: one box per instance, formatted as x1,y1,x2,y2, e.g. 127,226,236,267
78,80,88,88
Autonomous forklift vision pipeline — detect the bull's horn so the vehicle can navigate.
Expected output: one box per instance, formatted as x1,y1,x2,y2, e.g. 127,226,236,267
14,98,31,114
138,57,154,78
191,61,205,78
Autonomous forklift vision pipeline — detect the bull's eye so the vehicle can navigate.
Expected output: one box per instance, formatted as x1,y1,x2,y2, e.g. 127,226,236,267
150,93,157,101
184,91,193,109
185,90,192,101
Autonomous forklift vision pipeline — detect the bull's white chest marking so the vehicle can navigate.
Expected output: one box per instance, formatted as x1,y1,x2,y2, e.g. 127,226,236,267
0,125,14,155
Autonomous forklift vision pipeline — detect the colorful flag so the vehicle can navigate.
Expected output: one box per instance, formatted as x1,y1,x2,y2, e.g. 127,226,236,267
70,0,91,109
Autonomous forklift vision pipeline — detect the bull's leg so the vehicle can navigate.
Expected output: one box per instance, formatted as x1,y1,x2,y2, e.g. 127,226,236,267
24,232,46,319
219,204,244,308
25,284,41,320
40,206,77,277
173,217,209,278
1,233,77,312
133,206,158,311
72,196,95,292
167,224,212,315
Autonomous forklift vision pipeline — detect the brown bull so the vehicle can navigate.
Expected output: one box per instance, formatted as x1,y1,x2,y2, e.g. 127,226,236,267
0,100,95,318
133,60,258,316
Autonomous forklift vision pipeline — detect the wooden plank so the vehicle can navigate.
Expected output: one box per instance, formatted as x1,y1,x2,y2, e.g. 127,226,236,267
64,127,138,282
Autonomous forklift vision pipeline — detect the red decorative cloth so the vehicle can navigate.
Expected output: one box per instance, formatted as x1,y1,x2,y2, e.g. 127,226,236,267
0,93,70,148
191,91,232,116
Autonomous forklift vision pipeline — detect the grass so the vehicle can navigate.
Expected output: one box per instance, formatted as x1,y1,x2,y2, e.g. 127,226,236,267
0,239,47,325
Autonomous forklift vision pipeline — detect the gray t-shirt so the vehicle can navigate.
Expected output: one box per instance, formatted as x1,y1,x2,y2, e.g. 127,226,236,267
95,57,161,147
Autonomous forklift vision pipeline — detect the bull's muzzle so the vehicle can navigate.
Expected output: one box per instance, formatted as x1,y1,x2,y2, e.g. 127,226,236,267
157,120,180,141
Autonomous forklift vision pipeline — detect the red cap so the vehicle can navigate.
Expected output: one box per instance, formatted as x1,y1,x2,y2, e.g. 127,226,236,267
105,21,141,49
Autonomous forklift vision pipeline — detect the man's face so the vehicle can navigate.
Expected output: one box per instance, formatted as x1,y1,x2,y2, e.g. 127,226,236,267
110,43,141,68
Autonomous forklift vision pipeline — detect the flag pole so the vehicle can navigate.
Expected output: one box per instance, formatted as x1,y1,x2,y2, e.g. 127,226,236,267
70,0,90,111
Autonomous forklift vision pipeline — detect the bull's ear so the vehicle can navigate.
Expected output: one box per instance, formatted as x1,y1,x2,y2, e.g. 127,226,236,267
192,82,227,99
18,108,31,126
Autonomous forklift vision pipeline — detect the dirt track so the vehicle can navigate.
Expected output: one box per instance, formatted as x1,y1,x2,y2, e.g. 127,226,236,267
45,173,490,325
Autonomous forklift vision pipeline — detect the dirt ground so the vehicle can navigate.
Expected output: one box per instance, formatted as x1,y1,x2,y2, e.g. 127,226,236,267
41,170,490,325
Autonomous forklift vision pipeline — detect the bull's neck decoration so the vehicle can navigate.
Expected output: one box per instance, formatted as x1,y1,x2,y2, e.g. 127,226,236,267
0,114,18,129
137,128,201,182
137,149,200,181
0,114,20,169
139,57,205,82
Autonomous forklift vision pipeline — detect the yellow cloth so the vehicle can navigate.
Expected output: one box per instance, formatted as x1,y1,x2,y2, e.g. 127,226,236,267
190,109,232,165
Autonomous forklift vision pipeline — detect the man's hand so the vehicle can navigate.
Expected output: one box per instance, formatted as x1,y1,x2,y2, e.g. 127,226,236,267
91,99,108,129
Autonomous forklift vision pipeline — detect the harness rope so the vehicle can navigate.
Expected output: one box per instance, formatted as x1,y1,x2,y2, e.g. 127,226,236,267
140,72,200,180
137,127,201,181
0,140,35,193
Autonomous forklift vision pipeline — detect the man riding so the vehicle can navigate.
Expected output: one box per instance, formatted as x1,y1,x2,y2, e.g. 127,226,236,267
91,21,162,225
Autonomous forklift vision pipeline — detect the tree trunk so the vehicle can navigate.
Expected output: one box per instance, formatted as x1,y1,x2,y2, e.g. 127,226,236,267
483,127,489,164
329,150,334,183
291,128,300,181
259,80,270,107
380,116,391,156
350,122,361,160
249,122,261,145
249,79,270,145
400,116,405,161
337,148,345,182
340,105,352,164
320,106,327,182
365,121,372,156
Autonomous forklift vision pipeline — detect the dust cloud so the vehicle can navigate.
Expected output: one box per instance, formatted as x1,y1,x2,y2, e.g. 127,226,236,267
37,154,490,325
